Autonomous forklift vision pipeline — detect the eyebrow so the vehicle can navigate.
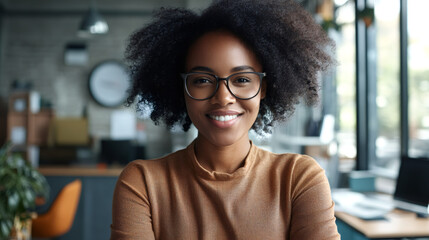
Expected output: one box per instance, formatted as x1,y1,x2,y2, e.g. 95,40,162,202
231,65,256,72
189,66,214,72
188,65,256,73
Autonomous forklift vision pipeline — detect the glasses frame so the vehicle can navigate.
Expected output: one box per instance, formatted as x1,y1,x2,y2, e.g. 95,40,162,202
181,71,266,101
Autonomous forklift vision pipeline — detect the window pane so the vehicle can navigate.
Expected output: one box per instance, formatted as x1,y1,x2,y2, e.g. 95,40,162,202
373,0,401,171
408,0,429,157
336,1,357,172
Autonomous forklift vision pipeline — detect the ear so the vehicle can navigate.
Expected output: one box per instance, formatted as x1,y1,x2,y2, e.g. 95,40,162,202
260,80,267,99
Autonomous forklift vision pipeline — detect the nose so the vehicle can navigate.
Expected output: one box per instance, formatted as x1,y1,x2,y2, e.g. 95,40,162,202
209,80,236,106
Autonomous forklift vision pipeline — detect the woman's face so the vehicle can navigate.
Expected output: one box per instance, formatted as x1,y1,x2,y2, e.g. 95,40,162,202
184,30,265,147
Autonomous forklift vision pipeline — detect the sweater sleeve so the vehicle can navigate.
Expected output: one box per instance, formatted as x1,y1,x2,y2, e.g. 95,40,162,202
289,156,340,240
110,162,156,240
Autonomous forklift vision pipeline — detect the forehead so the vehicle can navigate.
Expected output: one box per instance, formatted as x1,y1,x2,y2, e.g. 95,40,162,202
185,30,262,73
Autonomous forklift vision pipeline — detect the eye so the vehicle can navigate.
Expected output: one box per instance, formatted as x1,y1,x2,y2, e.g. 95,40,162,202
234,77,251,83
231,76,253,86
188,74,215,87
194,78,211,84
192,77,214,85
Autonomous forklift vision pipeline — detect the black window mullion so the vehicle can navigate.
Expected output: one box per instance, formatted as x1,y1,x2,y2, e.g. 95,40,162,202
355,0,370,170
366,19,378,169
399,0,409,158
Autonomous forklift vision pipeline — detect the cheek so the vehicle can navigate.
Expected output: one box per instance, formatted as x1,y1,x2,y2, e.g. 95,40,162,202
241,99,261,126
184,97,201,121
248,97,262,114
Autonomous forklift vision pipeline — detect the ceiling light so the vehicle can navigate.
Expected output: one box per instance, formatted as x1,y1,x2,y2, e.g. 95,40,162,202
78,6,109,36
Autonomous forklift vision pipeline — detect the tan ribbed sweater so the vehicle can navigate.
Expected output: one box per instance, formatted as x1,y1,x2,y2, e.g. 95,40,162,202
111,141,340,239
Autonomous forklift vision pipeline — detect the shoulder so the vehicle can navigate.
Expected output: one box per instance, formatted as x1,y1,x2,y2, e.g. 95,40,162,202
255,146,322,172
254,146,326,186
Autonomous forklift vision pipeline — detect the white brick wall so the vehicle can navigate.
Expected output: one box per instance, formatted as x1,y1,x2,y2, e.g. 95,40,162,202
0,14,148,112
0,0,212,158
0,11,170,158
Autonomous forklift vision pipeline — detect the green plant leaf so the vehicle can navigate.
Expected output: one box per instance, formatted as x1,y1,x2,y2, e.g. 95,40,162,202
0,142,50,238
8,192,19,209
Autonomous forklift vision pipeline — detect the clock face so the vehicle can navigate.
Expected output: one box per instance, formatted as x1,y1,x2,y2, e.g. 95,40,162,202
88,61,130,107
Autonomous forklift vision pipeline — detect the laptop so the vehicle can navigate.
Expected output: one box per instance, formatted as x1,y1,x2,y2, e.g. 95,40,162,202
393,156,429,216
333,156,429,219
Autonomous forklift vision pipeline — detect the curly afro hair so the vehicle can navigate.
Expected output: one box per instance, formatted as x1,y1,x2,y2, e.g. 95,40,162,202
126,0,334,134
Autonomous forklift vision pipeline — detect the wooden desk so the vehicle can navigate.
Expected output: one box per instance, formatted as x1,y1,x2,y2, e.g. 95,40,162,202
38,165,123,177
336,209,429,239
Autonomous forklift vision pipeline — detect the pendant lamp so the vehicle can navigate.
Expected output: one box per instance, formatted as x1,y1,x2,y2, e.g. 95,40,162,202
78,2,109,36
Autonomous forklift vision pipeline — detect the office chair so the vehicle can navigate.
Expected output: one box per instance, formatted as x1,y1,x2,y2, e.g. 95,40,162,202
32,179,82,238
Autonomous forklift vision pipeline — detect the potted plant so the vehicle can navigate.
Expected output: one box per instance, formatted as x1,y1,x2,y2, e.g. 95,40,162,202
0,143,49,240
358,7,375,27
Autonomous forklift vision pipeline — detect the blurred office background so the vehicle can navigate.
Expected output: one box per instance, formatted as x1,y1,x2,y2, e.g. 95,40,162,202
0,0,428,239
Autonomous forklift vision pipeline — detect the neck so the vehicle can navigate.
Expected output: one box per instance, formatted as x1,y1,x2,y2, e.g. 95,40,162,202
194,135,251,174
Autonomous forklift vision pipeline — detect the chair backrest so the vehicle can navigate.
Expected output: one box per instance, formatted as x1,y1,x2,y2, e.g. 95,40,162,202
32,179,82,238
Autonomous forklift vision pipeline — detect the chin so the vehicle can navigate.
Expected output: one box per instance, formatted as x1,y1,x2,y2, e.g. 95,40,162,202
201,130,248,147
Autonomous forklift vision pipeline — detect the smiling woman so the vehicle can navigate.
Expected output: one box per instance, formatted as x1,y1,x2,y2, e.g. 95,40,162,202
111,0,340,239
184,31,265,159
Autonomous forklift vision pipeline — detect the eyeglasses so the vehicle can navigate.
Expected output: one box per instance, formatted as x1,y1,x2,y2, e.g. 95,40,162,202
181,72,266,100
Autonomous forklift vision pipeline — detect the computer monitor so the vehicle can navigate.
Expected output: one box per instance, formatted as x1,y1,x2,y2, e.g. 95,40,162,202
393,156,429,216
100,139,135,165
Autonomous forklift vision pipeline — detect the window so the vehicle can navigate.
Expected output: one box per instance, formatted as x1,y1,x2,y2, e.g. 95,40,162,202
353,0,428,174
335,0,357,172
373,0,401,172
408,0,429,158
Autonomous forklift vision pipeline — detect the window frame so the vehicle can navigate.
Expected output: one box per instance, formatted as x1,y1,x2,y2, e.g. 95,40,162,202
355,0,409,173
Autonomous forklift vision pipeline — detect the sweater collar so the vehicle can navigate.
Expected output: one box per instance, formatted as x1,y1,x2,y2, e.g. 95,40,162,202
186,140,257,181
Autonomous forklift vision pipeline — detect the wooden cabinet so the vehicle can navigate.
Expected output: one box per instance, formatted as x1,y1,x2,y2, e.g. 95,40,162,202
6,92,54,162
7,111,53,146
27,112,53,145
7,92,53,146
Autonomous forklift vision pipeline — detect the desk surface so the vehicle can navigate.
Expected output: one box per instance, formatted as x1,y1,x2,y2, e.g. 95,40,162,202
38,165,124,176
336,209,429,238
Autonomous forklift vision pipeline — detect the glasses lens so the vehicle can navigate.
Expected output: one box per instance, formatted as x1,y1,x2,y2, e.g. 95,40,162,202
185,72,262,100
185,73,217,100
228,73,261,99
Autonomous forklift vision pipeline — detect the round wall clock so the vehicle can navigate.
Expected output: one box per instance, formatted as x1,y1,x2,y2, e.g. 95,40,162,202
88,60,131,107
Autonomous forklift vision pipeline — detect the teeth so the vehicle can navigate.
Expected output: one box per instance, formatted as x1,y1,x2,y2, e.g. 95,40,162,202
209,115,238,122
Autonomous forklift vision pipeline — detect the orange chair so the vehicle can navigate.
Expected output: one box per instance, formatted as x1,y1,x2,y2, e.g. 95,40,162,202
32,179,82,238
